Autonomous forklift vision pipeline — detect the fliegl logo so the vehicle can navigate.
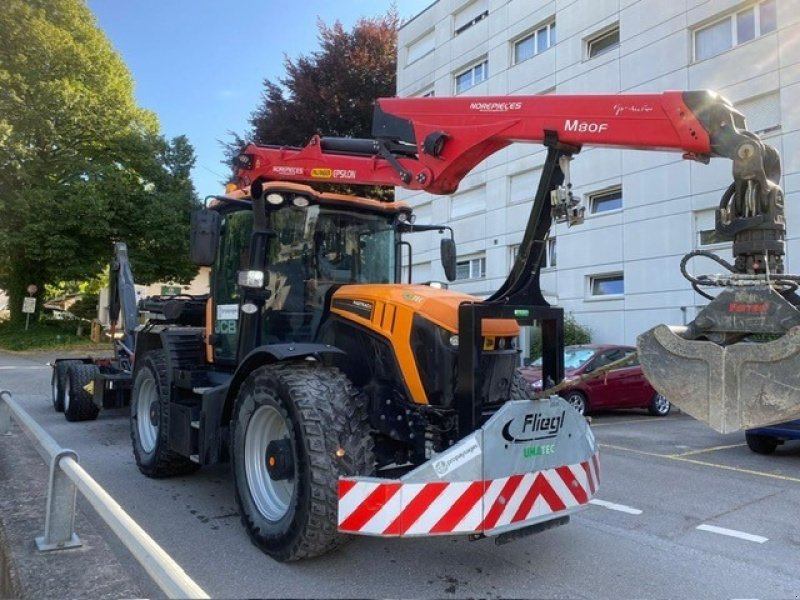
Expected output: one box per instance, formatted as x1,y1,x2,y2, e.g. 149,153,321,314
502,410,566,444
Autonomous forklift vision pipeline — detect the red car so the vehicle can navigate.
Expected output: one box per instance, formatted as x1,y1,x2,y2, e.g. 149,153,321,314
519,344,670,417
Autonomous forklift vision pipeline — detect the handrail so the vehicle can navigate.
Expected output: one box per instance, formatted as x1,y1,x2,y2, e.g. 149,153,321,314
0,389,209,599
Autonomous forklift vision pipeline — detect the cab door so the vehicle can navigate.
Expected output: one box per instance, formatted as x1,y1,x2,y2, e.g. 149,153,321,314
211,209,253,365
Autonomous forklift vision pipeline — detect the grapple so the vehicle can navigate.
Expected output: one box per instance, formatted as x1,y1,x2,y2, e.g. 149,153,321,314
637,125,800,433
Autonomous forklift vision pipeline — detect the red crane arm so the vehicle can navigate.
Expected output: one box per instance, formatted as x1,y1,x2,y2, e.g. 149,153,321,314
236,90,764,196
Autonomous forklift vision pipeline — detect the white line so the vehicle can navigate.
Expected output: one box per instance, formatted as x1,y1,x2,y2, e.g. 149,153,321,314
696,524,768,544
0,366,49,370
589,499,643,515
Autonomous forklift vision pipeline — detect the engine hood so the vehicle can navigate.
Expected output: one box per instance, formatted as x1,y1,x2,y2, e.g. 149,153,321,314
332,284,519,336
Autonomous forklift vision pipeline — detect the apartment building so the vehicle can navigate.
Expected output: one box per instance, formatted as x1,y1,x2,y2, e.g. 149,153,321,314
396,0,799,347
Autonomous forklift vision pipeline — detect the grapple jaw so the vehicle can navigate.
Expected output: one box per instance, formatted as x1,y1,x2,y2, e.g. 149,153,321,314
638,323,800,434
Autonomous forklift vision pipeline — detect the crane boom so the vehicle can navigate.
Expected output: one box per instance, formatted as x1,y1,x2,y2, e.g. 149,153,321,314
236,90,774,199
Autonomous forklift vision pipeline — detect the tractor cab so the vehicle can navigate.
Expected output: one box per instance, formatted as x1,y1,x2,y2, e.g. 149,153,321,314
197,182,456,365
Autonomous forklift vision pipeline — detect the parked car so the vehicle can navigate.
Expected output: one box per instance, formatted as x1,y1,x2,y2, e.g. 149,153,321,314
745,420,800,454
519,344,670,417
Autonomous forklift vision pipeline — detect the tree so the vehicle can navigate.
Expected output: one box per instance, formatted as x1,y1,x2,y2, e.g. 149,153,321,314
0,0,198,324
227,11,399,198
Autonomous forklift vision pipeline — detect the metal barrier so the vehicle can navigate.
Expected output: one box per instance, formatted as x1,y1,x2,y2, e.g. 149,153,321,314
0,389,209,599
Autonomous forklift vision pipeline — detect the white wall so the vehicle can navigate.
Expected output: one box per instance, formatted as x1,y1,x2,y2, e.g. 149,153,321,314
398,0,800,345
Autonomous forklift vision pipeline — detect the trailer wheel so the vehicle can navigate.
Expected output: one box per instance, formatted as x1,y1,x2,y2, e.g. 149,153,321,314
232,362,373,562
52,360,80,412
131,350,199,478
64,363,100,422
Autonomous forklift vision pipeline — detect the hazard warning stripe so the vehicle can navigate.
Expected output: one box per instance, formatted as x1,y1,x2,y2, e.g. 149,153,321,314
430,481,484,533
383,481,448,535
338,454,600,536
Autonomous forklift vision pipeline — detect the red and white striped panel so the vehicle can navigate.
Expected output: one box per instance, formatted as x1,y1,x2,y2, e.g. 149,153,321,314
338,453,600,536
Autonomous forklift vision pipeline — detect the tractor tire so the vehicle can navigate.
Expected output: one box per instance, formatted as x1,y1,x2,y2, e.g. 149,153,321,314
130,350,200,478
745,432,779,455
52,360,80,412
231,362,374,562
510,371,534,400
64,363,100,422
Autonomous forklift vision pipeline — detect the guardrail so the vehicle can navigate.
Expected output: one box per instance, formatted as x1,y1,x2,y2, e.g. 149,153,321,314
0,389,209,599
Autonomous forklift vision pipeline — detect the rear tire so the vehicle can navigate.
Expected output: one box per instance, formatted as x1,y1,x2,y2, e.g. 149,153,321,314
648,393,671,416
231,362,374,562
52,360,80,412
562,390,588,416
64,364,100,422
745,432,779,455
131,350,200,478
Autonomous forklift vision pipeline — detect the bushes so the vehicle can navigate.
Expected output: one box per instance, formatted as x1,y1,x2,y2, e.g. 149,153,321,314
528,313,592,361
0,319,97,351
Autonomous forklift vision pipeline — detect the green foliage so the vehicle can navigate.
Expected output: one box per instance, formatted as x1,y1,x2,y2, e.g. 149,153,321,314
529,313,593,360
227,11,399,200
0,0,199,324
0,319,102,351
68,293,99,321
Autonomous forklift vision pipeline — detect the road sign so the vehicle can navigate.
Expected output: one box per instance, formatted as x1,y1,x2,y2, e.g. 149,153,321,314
26,284,38,296
22,297,36,314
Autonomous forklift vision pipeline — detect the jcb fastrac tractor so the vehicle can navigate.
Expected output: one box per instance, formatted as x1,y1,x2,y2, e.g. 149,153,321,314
122,91,790,561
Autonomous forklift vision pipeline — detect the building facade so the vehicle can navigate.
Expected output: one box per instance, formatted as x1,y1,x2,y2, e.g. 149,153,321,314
396,0,799,349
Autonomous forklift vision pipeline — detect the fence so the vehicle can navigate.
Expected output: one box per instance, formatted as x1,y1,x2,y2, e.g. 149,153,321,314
0,389,209,599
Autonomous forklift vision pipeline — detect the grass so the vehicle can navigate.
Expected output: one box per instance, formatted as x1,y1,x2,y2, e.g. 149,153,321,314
0,319,108,352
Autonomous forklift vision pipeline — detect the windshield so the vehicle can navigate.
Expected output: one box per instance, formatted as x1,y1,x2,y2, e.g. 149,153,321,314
267,205,397,285
531,347,596,369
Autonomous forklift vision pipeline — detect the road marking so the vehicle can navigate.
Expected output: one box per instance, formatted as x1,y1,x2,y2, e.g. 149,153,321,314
673,443,746,456
696,524,768,544
589,499,643,515
0,366,49,370
590,417,679,428
601,443,800,484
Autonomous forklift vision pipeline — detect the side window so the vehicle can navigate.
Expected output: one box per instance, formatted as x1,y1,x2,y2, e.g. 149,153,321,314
213,210,253,362
593,349,624,370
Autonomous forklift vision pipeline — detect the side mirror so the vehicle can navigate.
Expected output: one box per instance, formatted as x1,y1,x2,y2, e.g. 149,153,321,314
441,238,457,282
190,208,221,266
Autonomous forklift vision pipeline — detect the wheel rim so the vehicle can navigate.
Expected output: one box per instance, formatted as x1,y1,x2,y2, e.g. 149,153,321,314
51,376,58,407
567,393,585,414
64,382,71,412
136,377,159,453
653,394,670,415
245,405,294,521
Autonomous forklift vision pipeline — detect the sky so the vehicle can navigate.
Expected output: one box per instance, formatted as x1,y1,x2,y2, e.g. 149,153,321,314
87,1,433,196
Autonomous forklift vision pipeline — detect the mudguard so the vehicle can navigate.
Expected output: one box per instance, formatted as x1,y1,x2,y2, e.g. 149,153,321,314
338,396,598,537
638,324,800,433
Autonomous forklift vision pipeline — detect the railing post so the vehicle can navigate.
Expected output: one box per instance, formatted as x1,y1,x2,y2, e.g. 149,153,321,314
0,390,12,435
35,449,82,551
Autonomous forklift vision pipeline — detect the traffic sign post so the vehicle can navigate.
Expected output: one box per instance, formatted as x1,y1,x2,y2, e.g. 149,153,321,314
23,284,38,331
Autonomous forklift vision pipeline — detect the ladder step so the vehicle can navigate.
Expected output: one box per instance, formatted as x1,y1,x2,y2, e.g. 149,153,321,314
193,387,211,394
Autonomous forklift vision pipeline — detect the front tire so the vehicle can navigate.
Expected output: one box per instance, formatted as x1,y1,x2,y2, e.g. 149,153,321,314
64,364,100,422
745,432,779,455
562,390,588,415
130,350,199,478
231,362,373,562
648,393,671,416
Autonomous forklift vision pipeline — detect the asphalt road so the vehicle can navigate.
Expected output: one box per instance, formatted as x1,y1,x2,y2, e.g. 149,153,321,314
2,349,800,599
